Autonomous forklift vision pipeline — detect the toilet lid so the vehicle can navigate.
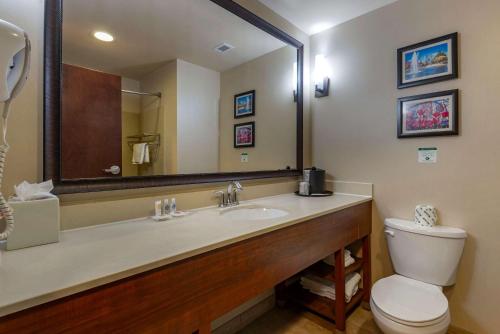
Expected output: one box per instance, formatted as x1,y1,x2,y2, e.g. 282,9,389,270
371,275,448,324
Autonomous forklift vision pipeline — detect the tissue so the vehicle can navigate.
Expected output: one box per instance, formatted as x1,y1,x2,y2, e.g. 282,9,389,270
12,180,56,201
415,204,438,227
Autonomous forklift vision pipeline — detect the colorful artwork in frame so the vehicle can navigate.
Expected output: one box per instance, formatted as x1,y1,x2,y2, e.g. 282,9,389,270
234,122,255,148
397,89,458,138
397,33,458,89
234,90,255,118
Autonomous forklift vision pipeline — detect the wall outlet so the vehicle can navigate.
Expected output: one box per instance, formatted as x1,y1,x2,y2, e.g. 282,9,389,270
240,153,249,163
418,147,437,163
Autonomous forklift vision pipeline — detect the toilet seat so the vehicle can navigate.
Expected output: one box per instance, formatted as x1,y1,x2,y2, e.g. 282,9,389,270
371,275,448,327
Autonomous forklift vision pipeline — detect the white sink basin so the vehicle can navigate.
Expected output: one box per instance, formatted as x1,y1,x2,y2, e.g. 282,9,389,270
221,205,289,221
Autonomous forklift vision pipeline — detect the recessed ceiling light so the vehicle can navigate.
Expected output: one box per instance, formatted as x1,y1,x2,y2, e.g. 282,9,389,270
93,31,114,42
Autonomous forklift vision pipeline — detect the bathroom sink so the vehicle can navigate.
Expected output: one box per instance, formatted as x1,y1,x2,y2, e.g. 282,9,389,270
221,205,289,221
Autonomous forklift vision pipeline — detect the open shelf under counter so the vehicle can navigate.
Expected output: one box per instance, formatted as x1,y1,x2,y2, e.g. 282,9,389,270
277,235,372,332
283,282,364,322
306,257,363,282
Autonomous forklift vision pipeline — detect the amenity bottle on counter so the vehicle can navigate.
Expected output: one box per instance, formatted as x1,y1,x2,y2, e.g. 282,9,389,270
171,198,176,214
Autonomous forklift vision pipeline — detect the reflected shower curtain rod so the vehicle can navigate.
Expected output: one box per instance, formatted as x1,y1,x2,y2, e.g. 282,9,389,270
121,89,161,98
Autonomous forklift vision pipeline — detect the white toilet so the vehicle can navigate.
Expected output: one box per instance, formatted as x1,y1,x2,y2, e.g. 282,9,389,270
371,218,466,334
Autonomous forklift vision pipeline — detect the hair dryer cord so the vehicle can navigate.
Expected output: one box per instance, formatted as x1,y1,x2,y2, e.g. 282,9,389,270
0,101,13,240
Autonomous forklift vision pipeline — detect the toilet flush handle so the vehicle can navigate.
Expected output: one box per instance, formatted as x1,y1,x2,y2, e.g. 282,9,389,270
384,230,395,237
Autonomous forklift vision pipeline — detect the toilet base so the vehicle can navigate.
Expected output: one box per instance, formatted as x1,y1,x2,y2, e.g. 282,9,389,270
370,298,450,334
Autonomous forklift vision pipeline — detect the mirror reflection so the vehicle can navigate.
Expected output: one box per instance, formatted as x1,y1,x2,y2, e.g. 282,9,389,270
61,0,298,179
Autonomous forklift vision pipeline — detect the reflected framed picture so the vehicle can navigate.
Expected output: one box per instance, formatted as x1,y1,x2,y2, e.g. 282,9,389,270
397,89,458,138
397,33,458,89
234,90,255,118
234,122,255,148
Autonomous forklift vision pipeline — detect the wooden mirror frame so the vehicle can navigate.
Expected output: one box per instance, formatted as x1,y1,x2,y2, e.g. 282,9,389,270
43,0,304,194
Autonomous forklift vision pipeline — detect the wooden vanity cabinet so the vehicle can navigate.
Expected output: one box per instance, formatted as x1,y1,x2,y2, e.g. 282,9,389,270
0,201,371,334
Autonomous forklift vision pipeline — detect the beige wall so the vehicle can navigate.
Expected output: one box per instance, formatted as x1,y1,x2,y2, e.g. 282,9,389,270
310,0,500,332
219,46,297,172
121,112,140,177
0,0,309,230
0,0,43,192
121,78,141,177
140,60,177,175
235,0,312,169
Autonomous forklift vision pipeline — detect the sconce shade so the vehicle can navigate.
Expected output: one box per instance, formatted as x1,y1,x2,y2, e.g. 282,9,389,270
314,54,330,98
315,77,330,98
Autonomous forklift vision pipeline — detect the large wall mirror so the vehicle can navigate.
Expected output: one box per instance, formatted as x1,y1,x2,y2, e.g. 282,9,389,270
44,0,303,193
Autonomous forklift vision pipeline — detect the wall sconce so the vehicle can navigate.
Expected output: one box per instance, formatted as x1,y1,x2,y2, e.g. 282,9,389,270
314,54,330,98
292,62,298,102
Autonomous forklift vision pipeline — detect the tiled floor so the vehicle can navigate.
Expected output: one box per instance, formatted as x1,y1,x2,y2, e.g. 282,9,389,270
237,306,383,334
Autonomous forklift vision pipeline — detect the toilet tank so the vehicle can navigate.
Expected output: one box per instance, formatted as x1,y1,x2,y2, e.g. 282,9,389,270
384,218,466,286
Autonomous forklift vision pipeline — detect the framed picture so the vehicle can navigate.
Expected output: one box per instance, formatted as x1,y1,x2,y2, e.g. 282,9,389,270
234,90,255,118
397,89,458,138
234,122,255,148
397,32,458,89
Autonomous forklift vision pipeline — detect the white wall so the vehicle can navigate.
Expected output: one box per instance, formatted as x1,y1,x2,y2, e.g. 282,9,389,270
310,0,500,332
177,60,220,174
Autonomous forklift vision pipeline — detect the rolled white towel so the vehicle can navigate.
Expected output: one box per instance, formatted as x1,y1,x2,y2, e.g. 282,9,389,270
323,249,355,267
300,272,361,302
345,272,361,302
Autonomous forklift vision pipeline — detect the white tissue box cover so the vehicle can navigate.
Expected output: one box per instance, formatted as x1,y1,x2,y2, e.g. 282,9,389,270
6,197,60,250
415,204,438,227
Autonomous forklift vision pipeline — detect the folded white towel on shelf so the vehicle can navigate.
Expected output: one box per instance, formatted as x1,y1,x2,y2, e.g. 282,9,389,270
300,272,361,302
132,143,149,164
323,249,355,267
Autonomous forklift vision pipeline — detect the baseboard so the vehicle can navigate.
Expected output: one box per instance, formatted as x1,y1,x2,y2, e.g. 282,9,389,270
212,295,275,334
448,325,475,334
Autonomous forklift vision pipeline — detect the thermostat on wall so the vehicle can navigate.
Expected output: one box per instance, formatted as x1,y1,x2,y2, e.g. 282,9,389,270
418,147,437,163
240,152,249,163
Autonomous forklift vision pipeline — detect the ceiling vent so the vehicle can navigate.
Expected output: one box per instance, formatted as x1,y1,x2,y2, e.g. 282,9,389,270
214,43,235,53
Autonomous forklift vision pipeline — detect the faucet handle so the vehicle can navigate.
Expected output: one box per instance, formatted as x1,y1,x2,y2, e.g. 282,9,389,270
214,190,225,208
233,187,243,205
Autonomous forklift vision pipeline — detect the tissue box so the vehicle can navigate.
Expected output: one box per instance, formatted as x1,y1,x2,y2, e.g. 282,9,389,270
6,197,60,250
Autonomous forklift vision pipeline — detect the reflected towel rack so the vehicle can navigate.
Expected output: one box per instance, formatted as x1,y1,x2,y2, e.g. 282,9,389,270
127,133,161,163
122,89,161,98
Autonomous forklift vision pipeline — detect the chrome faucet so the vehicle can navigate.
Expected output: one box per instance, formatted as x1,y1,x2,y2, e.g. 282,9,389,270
228,181,243,206
214,181,243,208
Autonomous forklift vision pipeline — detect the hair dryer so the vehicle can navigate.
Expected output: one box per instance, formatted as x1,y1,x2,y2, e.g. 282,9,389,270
0,18,31,241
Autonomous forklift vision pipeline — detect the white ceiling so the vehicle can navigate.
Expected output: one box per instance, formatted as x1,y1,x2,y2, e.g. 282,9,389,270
62,0,287,79
258,0,398,35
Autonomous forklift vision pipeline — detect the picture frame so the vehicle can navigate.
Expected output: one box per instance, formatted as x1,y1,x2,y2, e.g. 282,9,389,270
234,122,255,148
234,90,255,118
397,89,459,138
397,32,458,89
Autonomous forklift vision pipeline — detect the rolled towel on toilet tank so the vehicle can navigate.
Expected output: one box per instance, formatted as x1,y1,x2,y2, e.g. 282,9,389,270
415,204,438,227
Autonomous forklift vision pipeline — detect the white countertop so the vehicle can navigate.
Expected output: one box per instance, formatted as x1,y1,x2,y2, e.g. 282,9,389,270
0,192,371,317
